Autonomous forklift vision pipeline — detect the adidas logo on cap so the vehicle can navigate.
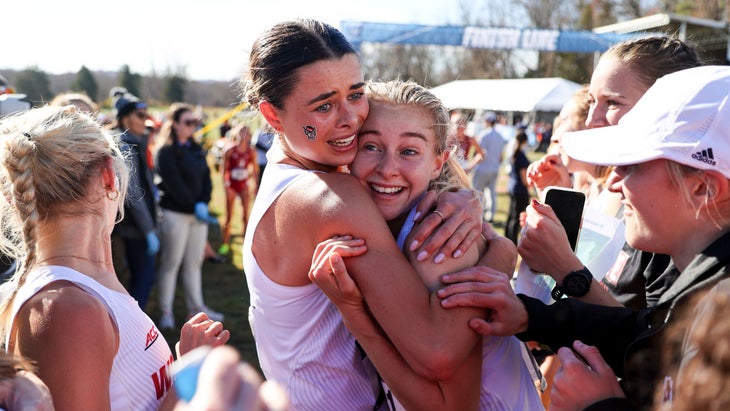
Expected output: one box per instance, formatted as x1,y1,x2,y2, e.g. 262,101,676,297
691,148,716,166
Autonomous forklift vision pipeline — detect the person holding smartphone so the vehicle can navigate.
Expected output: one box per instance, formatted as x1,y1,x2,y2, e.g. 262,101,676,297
523,37,702,310
437,66,730,410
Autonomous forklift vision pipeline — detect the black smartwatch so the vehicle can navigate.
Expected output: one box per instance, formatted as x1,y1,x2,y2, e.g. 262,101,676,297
551,267,592,299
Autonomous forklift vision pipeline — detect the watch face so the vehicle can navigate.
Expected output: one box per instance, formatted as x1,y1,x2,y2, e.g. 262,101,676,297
565,270,591,296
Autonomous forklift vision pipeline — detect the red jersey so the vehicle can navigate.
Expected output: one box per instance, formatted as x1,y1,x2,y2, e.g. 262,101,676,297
225,145,254,193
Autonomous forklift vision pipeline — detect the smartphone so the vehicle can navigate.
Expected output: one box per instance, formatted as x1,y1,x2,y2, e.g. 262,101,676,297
543,186,586,252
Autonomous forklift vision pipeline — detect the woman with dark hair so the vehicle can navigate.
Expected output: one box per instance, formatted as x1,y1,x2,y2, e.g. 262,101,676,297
155,103,223,329
242,19,512,409
504,130,530,244
109,90,160,310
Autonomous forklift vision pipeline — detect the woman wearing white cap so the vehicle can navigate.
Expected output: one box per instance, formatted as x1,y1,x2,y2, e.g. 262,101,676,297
523,36,702,310
437,65,730,410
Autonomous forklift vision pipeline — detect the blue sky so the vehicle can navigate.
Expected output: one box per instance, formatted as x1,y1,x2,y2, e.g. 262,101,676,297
7,0,474,81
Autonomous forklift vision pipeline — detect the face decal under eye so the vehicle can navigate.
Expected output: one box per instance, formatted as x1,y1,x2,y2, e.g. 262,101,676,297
303,125,317,141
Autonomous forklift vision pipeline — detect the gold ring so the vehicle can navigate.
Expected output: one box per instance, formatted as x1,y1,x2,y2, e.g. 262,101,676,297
433,210,445,221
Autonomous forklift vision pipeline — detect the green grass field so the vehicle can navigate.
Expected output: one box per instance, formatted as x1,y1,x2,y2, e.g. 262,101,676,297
139,147,543,373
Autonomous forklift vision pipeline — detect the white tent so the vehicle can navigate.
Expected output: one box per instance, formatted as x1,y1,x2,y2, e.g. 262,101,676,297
430,77,582,113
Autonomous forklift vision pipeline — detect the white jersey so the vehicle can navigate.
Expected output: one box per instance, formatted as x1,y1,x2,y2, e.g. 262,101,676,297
5,265,174,410
396,207,545,411
243,160,381,410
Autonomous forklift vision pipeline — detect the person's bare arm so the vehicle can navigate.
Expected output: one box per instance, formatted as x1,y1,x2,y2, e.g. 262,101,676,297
302,173,484,380
14,285,117,411
310,242,481,410
221,147,232,187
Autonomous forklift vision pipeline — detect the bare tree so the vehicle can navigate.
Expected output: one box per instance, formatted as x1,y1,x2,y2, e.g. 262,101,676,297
520,0,567,28
688,0,725,19
448,0,519,80
360,43,443,86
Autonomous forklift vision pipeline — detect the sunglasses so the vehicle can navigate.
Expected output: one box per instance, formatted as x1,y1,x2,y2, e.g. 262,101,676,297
182,119,198,127
134,111,148,120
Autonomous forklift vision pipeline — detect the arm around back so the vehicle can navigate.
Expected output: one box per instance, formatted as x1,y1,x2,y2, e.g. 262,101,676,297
313,172,486,380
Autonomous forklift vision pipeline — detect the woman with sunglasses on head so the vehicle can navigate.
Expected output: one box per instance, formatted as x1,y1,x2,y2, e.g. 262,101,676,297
155,103,224,330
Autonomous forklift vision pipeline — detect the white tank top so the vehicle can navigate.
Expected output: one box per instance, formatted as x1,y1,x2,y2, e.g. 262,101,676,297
5,265,174,410
243,160,381,410
395,207,545,411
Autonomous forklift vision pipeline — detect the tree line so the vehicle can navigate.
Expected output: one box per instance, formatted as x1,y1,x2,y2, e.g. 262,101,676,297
0,65,241,110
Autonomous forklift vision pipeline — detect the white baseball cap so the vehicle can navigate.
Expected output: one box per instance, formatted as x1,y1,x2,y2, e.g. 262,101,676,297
562,65,730,179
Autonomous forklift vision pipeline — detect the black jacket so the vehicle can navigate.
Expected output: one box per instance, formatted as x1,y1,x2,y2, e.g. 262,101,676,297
517,230,730,410
115,130,158,239
155,140,212,214
601,245,672,310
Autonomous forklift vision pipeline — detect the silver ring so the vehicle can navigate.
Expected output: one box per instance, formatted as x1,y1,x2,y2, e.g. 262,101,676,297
433,210,445,221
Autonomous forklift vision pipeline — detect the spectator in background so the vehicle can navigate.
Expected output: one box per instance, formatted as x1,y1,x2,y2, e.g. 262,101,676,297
534,122,552,153
109,90,160,310
451,111,484,177
49,92,97,114
252,122,275,187
211,130,230,173
145,117,162,170
504,130,530,244
472,111,506,222
219,123,258,256
219,119,232,141
155,103,224,330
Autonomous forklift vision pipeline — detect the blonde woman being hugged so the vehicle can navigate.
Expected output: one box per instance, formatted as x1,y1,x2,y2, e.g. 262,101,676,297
310,80,543,410
0,106,229,411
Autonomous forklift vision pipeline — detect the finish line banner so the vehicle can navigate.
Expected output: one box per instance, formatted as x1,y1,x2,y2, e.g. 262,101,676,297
340,21,634,53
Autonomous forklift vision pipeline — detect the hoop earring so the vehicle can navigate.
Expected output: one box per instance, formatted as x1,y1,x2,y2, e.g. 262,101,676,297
106,189,120,201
